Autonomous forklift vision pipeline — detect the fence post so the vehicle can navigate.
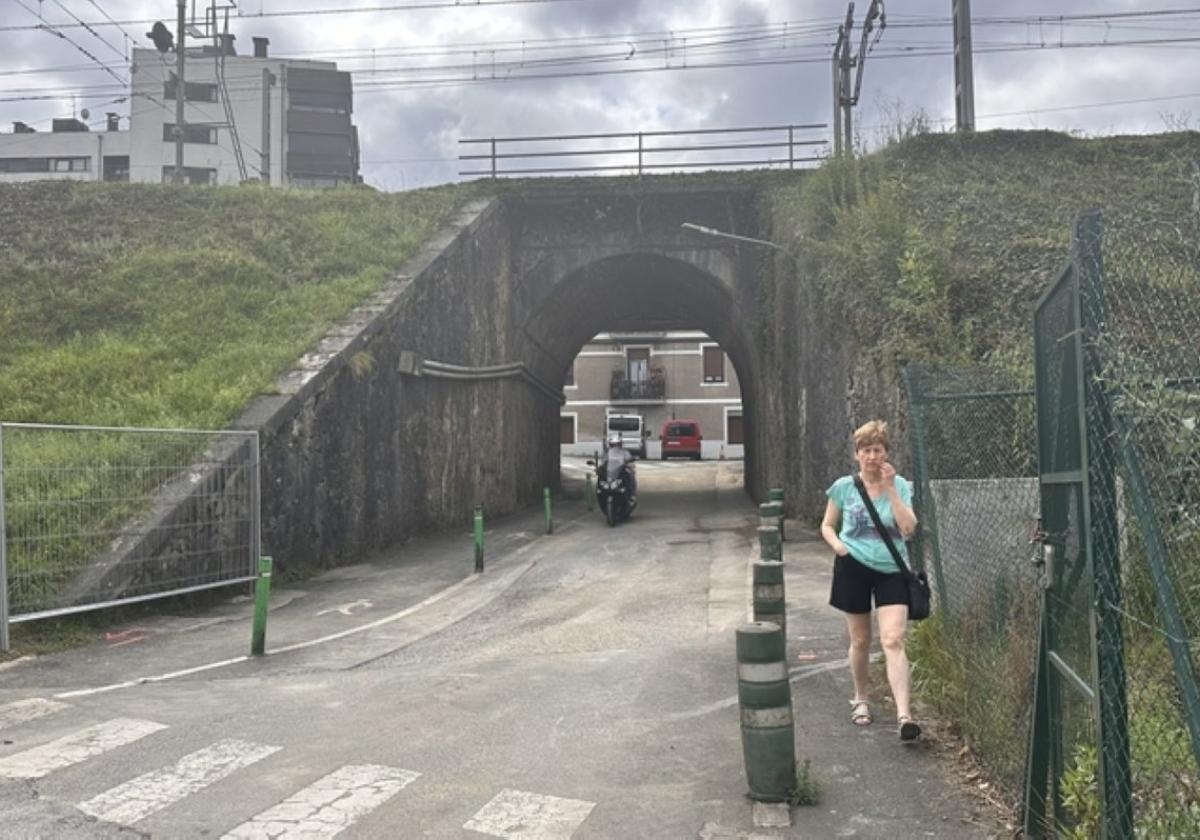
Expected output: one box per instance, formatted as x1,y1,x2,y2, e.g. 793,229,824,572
736,621,795,802
637,132,643,176
1076,211,1133,839
902,366,950,618
585,470,594,511
0,424,9,653
474,505,485,573
250,555,272,656
544,487,553,535
490,138,497,179
249,432,262,587
788,126,795,169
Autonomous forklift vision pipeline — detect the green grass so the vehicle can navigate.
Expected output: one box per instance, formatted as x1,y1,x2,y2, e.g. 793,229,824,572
0,181,477,428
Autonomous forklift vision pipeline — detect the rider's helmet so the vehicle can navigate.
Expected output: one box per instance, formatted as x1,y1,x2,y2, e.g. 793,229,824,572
607,433,623,448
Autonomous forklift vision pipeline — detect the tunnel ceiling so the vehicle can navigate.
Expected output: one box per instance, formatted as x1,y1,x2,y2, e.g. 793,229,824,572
522,251,754,393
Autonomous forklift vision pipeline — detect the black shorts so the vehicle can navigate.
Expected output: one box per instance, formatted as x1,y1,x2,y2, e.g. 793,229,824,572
829,553,909,614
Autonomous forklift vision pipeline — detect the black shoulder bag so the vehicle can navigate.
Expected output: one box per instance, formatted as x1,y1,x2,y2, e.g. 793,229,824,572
852,476,931,621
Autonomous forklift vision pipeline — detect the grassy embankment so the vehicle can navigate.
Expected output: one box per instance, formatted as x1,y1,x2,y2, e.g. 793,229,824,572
764,129,1200,834
0,180,478,654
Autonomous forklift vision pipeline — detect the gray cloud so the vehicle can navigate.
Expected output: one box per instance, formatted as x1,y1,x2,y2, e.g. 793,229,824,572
2,0,1198,188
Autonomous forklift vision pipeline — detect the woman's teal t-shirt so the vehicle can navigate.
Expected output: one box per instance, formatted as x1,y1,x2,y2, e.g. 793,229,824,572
826,474,913,573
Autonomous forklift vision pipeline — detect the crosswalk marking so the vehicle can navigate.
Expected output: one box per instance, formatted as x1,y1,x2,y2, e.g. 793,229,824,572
221,763,421,839
78,738,281,825
0,718,167,780
464,789,596,840
0,698,70,732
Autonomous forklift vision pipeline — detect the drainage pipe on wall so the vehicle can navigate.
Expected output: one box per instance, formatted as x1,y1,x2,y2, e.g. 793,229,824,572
399,352,565,406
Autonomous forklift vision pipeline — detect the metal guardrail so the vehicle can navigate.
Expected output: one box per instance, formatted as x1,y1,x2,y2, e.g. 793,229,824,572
610,379,666,401
459,123,829,177
0,422,260,650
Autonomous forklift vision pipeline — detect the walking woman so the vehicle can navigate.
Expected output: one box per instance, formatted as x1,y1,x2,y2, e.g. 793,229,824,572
820,420,921,741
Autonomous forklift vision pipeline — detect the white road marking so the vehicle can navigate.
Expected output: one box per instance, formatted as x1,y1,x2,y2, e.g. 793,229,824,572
315,599,373,617
464,788,595,840
0,718,167,779
0,698,70,731
221,763,420,839
78,738,281,825
51,510,592,700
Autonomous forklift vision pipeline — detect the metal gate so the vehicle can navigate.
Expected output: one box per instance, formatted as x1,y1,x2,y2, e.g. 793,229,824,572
1025,212,1131,837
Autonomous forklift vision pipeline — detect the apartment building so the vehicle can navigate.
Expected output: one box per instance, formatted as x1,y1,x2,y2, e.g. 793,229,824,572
0,36,358,187
561,331,744,459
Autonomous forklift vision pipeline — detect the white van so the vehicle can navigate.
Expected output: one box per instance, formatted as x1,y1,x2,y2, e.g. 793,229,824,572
606,413,645,459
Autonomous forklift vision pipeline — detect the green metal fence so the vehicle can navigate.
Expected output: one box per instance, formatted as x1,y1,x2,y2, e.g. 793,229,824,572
905,365,1040,802
906,210,1200,837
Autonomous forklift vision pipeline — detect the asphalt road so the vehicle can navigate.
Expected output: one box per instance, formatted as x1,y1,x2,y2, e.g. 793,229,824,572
0,460,998,839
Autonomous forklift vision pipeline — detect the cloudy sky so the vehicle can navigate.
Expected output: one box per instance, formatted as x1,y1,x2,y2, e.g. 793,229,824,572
2,0,1198,189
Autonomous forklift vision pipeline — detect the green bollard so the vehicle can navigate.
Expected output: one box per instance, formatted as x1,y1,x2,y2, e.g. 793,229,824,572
768,489,786,540
736,621,796,802
544,487,553,535
752,561,786,634
250,555,272,656
585,471,594,511
757,525,782,562
474,505,485,573
759,501,783,537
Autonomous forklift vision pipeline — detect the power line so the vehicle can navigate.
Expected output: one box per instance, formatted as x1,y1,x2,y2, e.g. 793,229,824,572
83,0,143,50
0,0,591,33
11,0,128,88
50,0,126,61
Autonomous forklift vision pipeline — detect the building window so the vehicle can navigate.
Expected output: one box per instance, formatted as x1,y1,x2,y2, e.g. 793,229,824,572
626,347,650,384
289,91,351,114
162,123,217,144
50,157,90,172
0,157,51,173
726,410,745,445
163,78,218,102
161,166,217,185
702,345,725,383
559,415,577,445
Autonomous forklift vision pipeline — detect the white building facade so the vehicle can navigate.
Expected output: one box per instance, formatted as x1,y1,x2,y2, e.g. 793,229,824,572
1,37,358,188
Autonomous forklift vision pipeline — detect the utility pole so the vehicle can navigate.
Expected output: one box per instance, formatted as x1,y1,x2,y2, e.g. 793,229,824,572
831,1,885,157
952,0,976,132
173,0,186,183
262,69,275,184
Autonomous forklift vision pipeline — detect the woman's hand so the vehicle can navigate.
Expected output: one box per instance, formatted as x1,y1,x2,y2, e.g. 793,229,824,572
880,461,897,485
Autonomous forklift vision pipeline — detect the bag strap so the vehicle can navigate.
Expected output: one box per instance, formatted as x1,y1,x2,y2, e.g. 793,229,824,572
852,475,911,577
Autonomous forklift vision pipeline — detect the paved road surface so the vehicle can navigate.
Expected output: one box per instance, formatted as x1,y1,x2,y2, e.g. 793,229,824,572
0,460,999,839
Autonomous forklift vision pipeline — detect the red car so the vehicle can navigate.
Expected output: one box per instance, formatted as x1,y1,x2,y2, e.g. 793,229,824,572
660,420,702,460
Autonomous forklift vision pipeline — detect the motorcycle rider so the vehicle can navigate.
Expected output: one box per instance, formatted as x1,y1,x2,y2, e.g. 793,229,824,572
604,432,637,506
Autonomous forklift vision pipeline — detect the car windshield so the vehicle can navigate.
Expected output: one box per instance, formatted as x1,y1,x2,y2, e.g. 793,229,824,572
668,424,694,436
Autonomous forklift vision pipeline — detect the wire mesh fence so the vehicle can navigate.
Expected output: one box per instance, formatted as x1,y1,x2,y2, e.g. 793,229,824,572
1,423,260,650
907,208,1200,836
905,365,1040,802
1078,210,1200,837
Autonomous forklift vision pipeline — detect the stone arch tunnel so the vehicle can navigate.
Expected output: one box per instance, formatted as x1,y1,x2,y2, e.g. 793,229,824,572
242,181,853,572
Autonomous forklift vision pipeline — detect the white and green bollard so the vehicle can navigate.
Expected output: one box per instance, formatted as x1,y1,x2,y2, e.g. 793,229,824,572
768,489,786,540
250,555,272,656
757,525,782,562
737,621,796,802
752,561,786,634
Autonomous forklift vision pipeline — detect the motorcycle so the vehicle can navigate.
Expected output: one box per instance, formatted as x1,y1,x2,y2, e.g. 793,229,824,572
589,450,636,527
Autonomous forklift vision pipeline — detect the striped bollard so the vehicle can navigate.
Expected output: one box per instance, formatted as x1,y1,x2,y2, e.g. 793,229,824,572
759,501,783,537
752,561,786,634
737,621,796,802
473,505,485,573
585,471,594,511
757,525,782,562
250,556,272,656
768,488,786,540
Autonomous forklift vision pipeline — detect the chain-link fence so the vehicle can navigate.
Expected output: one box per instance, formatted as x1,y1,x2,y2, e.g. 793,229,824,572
1077,211,1200,838
904,365,1040,803
1,423,260,651
907,209,1200,837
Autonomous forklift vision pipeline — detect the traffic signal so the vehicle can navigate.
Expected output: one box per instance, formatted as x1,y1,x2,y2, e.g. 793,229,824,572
147,21,174,54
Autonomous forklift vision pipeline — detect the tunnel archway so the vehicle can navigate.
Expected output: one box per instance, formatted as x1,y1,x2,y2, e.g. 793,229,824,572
517,251,759,490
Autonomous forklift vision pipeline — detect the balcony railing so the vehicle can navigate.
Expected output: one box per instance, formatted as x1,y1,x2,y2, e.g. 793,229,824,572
610,379,666,401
